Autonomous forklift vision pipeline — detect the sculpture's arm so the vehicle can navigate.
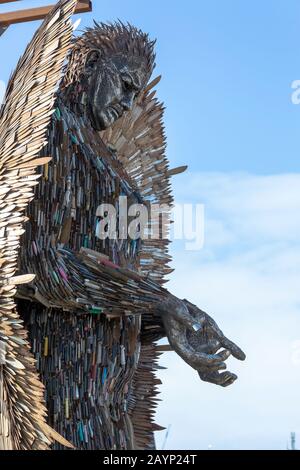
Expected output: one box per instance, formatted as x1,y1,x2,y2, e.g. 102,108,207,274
18,244,162,313
18,244,245,386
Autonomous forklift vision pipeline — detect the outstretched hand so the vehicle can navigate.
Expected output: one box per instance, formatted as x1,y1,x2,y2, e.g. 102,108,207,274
157,296,246,387
183,299,246,387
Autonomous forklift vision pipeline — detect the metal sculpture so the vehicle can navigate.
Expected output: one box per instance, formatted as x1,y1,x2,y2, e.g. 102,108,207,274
0,1,246,450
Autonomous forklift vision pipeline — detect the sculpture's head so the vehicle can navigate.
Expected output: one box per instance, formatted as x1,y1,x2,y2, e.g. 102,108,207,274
62,22,156,130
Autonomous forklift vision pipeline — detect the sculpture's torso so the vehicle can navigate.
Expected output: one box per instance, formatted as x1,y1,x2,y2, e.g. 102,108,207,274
17,98,159,450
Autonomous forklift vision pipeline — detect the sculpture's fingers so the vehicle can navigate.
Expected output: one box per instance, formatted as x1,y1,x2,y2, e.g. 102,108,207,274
197,349,231,366
215,349,231,361
182,299,246,362
204,316,246,361
205,314,225,337
206,361,227,372
219,372,238,387
198,370,237,387
198,369,218,384
219,336,246,361
195,338,221,354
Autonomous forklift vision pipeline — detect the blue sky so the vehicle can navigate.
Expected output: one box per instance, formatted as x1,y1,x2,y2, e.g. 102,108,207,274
1,0,300,450
2,0,300,174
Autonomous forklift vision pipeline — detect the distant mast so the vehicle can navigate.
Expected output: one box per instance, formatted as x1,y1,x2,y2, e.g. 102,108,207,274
162,425,171,450
291,432,296,451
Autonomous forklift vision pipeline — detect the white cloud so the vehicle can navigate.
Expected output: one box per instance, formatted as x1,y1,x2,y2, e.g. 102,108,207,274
155,172,300,450
175,172,300,244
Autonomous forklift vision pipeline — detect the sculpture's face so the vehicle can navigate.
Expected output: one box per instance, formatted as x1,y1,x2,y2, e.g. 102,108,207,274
85,53,148,130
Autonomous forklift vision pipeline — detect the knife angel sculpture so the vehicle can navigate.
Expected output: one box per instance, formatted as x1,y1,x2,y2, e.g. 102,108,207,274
1,8,245,450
